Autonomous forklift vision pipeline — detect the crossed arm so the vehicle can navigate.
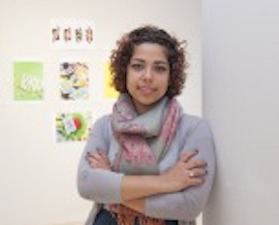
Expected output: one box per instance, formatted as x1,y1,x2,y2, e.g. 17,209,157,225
77,116,215,221
86,150,207,213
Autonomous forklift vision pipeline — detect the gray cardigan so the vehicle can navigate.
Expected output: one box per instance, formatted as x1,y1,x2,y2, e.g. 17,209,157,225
77,113,215,225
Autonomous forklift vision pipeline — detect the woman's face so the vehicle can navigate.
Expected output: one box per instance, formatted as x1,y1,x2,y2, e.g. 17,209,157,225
126,43,170,114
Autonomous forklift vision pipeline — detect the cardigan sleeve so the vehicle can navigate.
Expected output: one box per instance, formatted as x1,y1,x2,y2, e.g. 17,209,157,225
77,116,123,203
145,118,216,221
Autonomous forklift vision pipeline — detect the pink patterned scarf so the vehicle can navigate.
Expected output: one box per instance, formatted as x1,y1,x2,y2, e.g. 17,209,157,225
110,94,182,225
112,93,182,175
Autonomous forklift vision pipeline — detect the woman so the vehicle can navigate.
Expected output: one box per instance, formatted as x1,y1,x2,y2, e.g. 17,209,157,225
77,25,215,225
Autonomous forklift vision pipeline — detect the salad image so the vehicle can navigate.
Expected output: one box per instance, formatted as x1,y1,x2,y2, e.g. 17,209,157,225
56,112,91,142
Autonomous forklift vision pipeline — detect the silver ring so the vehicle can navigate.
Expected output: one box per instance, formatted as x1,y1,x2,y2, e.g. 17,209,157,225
189,171,195,177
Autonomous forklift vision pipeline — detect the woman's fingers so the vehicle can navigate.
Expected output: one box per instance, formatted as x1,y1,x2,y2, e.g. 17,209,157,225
187,167,207,178
87,152,101,160
98,151,111,165
188,176,205,186
180,150,207,170
185,159,207,170
177,150,208,188
161,161,206,192
86,151,111,170
183,168,206,186
179,150,198,162
87,157,99,168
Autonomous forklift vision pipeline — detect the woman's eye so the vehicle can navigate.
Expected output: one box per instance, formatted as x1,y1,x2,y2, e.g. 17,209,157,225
131,64,143,70
155,66,167,73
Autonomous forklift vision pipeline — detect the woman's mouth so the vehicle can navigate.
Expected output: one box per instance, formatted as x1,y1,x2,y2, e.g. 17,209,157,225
138,86,155,94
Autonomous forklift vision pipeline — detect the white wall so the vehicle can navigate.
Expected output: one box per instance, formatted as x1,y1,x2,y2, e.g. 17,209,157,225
202,1,279,224
0,1,202,225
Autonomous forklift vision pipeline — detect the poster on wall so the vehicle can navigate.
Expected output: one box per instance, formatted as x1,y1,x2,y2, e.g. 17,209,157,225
104,61,119,99
13,61,44,101
55,112,92,142
50,18,95,50
59,61,89,100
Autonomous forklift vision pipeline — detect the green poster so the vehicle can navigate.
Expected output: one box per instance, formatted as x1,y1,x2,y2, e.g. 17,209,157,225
14,61,43,100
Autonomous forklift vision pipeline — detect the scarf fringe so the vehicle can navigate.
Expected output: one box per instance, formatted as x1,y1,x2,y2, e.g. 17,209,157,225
110,205,166,225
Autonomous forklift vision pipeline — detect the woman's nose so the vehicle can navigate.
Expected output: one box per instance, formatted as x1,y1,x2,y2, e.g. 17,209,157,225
142,68,153,80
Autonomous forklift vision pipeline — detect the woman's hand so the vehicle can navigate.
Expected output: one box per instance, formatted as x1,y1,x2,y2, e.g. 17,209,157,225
86,150,111,170
160,150,207,192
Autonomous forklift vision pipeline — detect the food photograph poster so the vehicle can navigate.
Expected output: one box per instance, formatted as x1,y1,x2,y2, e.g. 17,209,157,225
59,61,89,100
13,61,44,101
55,112,92,142
50,18,95,50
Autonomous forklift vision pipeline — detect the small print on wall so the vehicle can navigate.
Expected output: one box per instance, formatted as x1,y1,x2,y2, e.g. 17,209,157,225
55,112,92,142
104,61,119,99
13,61,44,101
51,18,94,50
59,61,89,100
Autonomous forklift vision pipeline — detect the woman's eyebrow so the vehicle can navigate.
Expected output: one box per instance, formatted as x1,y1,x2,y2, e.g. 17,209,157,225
130,58,145,63
131,58,168,65
154,61,168,65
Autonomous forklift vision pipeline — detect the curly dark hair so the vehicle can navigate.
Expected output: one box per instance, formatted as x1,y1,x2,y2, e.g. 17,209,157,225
110,25,188,97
